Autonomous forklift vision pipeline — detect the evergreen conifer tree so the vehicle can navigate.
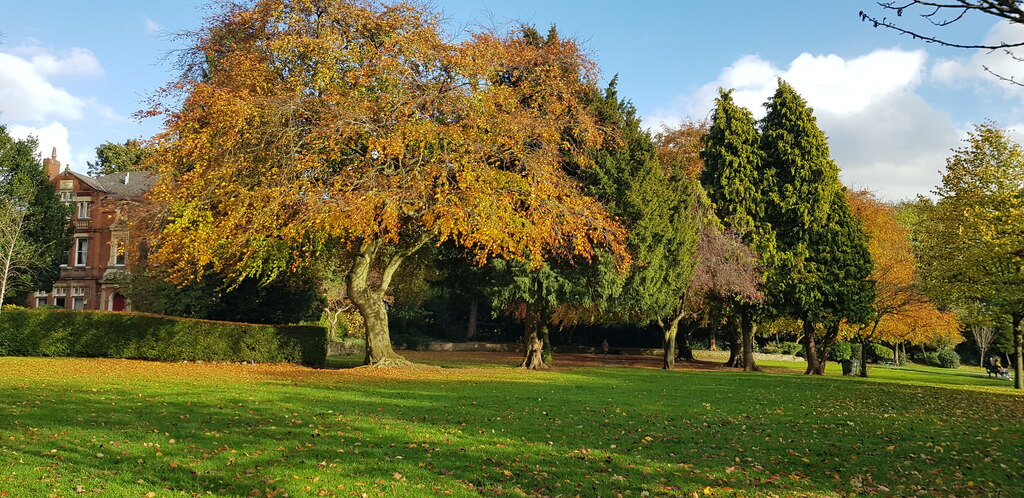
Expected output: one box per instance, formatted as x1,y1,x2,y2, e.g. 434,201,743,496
700,88,774,372
759,80,874,374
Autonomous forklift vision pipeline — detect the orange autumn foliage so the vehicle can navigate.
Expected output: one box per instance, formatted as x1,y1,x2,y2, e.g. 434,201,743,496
655,120,708,178
842,190,961,345
142,0,629,287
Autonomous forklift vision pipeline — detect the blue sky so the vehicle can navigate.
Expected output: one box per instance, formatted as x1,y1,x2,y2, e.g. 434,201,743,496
3,0,1023,200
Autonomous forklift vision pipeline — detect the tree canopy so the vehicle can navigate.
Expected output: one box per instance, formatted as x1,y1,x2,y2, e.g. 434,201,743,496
916,122,1024,387
759,80,875,374
144,0,629,366
0,125,73,308
86,139,154,177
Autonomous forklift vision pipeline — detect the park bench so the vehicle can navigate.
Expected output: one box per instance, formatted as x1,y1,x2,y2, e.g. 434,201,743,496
985,363,1010,379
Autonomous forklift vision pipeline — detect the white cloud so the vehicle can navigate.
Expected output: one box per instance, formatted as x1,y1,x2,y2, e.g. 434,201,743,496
646,48,957,201
930,21,1024,95
0,52,89,122
145,17,161,33
0,45,121,126
8,122,73,166
10,46,104,78
646,48,928,127
819,92,962,201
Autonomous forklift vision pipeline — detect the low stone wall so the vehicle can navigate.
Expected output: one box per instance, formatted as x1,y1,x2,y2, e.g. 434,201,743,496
421,341,523,352
328,340,365,356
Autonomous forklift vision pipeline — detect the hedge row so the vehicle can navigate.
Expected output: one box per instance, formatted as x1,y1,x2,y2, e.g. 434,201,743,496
0,309,327,366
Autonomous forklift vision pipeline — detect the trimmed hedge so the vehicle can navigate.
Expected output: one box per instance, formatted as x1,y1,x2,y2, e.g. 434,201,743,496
0,309,327,366
936,349,961,369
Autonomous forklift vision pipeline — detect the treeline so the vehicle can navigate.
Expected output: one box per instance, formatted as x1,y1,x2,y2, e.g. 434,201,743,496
104,0,987,378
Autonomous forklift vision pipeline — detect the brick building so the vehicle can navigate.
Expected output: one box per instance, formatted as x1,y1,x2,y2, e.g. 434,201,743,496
28,149,158,311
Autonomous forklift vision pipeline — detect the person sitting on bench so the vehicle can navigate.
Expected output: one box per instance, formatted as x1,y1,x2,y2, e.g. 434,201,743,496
987,358,1010,379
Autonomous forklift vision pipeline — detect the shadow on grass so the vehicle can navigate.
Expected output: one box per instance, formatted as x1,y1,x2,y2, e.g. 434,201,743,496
2,361,1023,496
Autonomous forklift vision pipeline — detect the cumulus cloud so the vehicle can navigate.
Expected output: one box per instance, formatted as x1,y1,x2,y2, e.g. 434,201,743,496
0,45,117,171
9,45,104,78
8,122,72,166
931,21,1024,96
0,53,89,122
819,92,962,201
647,48,928,126
0,45,109,123
646,48,959,201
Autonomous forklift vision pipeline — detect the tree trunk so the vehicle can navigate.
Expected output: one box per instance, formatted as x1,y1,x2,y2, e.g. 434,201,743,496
979,344,987,368
709,328,717,351
803,319,821,375
466,299,479,340
520,302,548,369
662,322,677,370
812,323,841,375
676,327,695,363
893,341,900,366
725,321,742,368
1014,314,1023,390
541,323,552,366
660,310,686,370
346,237,428,368
740,313,760,372
859,337,869,377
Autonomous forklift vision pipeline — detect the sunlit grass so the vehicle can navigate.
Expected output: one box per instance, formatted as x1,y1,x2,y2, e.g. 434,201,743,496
0,356,1021,496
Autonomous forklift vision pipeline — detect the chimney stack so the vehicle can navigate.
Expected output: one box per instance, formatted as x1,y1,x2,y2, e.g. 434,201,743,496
43,148,61,180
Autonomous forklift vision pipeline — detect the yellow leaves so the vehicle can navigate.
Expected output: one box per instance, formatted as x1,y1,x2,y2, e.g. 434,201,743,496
144,0,629,287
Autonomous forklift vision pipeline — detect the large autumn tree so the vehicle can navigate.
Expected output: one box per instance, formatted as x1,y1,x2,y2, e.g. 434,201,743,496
144,0,627,367
917,123,1024,388
843,189,959,376
759,80,875,375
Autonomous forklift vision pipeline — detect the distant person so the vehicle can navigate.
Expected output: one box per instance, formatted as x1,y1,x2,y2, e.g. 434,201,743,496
996,359,1010,378
601,339,609,356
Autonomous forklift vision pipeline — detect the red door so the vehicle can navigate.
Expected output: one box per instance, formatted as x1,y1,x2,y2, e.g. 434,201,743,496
112,294,126,312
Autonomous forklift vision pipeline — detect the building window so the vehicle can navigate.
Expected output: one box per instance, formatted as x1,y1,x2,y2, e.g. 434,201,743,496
35,297,48,307
60,191,75,203
75,238,89,267
53,288,67,308
115,240,126,266
71,287,85,310
77,201,92,219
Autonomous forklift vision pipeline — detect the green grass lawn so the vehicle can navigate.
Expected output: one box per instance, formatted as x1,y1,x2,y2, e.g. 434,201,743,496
1,356,1021,497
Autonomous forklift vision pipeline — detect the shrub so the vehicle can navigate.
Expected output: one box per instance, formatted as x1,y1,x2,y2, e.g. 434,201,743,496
828,342,853,361
868,343,894,363
760,344,782,354
924,352,940,367
936,349,960,369
0,309,327,366
778,341,803,356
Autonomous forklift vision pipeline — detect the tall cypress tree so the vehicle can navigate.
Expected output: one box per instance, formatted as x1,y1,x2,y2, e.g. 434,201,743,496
583,81,700,370
759,80,874,375
700,88,773,372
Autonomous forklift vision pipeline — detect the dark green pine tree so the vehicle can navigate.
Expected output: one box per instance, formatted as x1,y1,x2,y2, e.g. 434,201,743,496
579,79,700,370
813,197,875,375
759,80,874,375
700,88,775,372
490,76,701,370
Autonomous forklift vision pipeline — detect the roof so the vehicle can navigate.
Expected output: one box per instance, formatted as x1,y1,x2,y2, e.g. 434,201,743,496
69,170,159,199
